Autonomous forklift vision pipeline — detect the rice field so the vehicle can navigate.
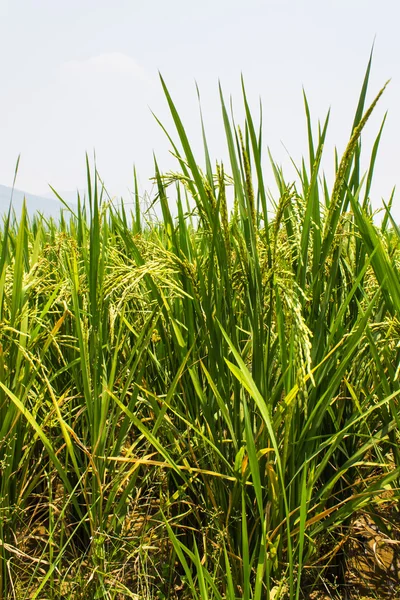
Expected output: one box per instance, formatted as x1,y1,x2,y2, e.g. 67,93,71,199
0,57,399,599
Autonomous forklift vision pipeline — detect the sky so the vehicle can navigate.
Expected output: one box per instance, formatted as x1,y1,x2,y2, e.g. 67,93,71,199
0,0,399,217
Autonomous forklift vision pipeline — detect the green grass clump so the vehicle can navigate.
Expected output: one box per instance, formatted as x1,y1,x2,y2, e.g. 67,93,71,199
0,54,399,599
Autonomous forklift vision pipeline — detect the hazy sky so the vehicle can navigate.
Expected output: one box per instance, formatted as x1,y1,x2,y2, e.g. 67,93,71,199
0,0,399,216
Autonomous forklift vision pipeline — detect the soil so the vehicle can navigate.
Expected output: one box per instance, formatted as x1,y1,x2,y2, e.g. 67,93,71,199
307,504,400,599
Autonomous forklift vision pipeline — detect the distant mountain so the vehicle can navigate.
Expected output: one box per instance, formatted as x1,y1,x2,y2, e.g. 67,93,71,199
0,184,76,220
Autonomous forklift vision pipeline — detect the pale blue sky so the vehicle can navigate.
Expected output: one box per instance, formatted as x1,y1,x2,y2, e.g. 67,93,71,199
0,0,399,216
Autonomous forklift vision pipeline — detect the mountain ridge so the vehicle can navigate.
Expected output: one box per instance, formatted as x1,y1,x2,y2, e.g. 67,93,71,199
0,184,77,219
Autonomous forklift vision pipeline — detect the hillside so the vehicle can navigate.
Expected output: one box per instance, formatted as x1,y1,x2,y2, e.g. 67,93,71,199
0,184,75,219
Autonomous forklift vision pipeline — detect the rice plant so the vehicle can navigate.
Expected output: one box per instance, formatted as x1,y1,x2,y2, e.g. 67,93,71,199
0,54,399,599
